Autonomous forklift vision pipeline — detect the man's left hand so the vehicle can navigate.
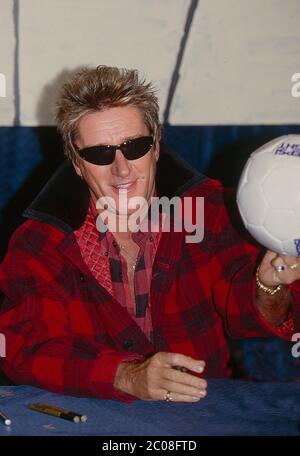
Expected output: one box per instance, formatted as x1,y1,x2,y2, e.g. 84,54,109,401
259,250,300,287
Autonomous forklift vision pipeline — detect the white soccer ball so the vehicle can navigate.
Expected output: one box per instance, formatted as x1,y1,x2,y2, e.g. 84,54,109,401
237,135,300,256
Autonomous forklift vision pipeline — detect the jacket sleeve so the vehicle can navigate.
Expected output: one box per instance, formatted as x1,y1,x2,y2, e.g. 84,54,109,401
210,188,300,340
0,227,144,403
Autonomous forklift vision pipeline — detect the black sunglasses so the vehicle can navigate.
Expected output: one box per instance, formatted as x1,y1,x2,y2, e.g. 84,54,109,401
76,135,154,165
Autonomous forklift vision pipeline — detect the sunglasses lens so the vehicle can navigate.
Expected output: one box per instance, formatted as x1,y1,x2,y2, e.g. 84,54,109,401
79,146,115,165
78,136,153,165
123,136,153,160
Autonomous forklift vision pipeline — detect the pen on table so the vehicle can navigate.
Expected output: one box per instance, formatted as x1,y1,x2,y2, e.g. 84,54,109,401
0,410,12,426
28,403,87,423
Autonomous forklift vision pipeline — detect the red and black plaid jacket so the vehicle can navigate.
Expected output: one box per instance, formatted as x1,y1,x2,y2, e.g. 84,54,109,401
0,147,299,403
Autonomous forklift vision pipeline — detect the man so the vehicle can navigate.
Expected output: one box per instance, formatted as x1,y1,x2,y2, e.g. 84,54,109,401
0,66,299,404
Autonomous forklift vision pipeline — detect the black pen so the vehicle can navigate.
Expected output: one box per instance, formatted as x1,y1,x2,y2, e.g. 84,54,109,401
29,403,87,423
0,410,12,426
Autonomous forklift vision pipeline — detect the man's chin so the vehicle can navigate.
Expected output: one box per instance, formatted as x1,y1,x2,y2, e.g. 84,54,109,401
115,207,146,217
96,188,151,217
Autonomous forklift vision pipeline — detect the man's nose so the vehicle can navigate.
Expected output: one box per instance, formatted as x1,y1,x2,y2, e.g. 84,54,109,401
111,149,131,177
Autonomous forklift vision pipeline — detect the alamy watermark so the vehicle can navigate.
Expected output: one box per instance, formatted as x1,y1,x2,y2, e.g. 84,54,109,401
0,332,6,358
291,333,300,358
95,194,205,243
291,73,300,98
0,73,6,98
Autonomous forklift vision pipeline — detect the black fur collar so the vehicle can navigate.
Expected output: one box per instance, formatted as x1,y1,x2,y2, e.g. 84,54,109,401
23,144,206,233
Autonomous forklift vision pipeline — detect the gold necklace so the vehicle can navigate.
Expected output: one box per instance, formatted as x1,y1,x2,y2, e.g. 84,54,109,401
119,244,138,270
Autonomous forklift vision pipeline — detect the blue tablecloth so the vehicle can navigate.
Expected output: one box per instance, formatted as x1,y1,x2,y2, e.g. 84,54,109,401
0,380,299,436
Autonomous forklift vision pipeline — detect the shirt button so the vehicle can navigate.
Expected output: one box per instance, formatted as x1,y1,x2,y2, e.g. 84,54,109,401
79,273,85,282
112,240,117,248
104,251,108,256
123,339,134,350
149,236,154,242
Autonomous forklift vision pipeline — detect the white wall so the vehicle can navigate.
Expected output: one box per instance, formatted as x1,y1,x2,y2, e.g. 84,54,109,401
170,0,300,125
0,0,15,125
1,0,300,126
19,0,189,125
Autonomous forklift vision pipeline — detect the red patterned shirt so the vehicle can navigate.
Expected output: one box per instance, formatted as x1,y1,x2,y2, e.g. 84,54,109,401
74,197,161,343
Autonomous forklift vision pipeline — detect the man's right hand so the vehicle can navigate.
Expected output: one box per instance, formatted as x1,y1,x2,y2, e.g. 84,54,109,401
113,352,207,402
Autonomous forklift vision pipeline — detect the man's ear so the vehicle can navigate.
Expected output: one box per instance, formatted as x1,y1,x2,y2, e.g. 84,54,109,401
72,159,83,179
154,125,163,161
154,143,160,162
